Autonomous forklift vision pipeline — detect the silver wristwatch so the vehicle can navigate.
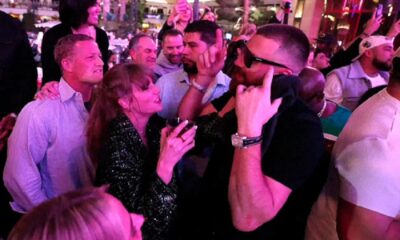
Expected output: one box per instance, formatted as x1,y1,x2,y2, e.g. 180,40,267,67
231,133,263,148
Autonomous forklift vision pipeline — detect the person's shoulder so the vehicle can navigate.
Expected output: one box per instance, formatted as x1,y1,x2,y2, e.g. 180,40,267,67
157,69,185,84
277,99,324,141
43,24,70,41
15,99,62,128
95,27,108,42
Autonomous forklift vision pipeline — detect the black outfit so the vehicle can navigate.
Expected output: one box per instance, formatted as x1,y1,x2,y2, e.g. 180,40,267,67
0,11,35,238
96,115,179,240
320,37,362,76
0,11,37,117
41,23,109,85
188,75,324,239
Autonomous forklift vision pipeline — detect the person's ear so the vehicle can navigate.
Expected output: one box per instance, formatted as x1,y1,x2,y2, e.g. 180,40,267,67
118,96,130,110
61,58,73,73
364,49,374,59
129,49,137,61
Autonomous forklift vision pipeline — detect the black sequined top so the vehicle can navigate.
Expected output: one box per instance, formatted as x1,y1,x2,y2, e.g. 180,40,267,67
95,114,178,240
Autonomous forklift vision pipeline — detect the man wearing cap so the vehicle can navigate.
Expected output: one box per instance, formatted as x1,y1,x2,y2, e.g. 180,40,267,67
324,35,394,111
306,48,400,240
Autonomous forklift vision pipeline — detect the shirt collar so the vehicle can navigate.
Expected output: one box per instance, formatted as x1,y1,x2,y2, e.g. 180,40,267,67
180,70,230,87
59,78,80,102
349,60,388,80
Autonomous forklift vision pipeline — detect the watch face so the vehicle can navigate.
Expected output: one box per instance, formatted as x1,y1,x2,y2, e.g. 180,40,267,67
231,134,243,148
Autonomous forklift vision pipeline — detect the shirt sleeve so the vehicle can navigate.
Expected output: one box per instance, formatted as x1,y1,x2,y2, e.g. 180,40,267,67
336,138,400,218
3,103,49,212
324,73,344,105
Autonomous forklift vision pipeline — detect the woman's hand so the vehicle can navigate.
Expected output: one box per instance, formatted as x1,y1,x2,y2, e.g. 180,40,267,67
157,120,196,184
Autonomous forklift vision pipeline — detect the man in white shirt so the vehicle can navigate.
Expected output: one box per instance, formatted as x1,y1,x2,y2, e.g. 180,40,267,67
324,35,394,111
306,48,400,240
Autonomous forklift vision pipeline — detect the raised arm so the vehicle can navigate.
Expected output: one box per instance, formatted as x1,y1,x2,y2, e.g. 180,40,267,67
178,29,225,120
228,69,289,231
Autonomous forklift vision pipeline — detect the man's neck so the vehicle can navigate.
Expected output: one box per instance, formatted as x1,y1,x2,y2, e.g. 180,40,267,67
359,58,380,77
63,76,94,102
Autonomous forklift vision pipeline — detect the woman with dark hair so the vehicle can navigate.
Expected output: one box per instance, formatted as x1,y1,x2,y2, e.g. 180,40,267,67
41,0,108,85
87,63,196,240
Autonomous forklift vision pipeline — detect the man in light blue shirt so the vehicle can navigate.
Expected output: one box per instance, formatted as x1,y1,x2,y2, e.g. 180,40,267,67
3,34,104,213
156,20,231,119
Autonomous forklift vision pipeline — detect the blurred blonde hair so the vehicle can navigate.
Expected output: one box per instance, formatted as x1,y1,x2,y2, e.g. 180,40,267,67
9,187,134,240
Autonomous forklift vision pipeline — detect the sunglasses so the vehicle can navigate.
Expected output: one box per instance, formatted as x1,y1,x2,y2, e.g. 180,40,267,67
239,41,290,70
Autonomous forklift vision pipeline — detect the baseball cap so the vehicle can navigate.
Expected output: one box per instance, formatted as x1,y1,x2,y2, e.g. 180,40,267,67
353,35,394,61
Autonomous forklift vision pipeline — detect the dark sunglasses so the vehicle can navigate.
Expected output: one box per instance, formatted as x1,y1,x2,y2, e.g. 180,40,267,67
239,41,290,70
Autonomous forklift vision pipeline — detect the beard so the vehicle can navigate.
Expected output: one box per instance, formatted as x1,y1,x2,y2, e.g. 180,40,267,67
166,54,183,65
183,62,198,74
372,58,391,71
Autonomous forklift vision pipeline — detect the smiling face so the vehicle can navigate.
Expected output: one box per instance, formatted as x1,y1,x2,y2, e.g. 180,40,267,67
130,37,157,69
163,34,184,64
64,40,104,85
127,77,162,116
86,1,101,26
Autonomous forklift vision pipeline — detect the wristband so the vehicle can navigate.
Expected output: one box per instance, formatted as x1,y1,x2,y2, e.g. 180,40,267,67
190,79,207,93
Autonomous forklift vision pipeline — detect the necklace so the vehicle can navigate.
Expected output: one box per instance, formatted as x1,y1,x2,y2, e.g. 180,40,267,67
318,99,327,118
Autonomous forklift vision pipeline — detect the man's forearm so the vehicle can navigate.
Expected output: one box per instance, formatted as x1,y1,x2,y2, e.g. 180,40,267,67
229,145,289,231
178,75,212,120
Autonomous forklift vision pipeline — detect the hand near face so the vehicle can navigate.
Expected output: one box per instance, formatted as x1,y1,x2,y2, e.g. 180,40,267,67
235,68,282,137
157,120,196,184
195,29,226,85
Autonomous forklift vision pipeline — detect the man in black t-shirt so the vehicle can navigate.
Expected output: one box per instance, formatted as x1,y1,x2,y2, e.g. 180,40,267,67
178,24,324,239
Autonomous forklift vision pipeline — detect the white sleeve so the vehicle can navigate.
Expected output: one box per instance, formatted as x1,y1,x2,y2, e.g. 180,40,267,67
335,138,400,218
324,73,344,105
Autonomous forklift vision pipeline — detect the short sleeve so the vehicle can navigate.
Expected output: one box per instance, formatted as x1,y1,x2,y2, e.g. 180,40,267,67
336,138,400,218
263,102,325,190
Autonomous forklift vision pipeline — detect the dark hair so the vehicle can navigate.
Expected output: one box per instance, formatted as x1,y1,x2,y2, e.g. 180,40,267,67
54,34,94,68
162,29,183,42
128,33,153,50
390,57,400,84
59,0,98,29
256,24,310,74
184,20,220,45
87,63,154,166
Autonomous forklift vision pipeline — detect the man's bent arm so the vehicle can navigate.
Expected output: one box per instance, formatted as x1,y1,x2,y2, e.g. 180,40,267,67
229,142,291,231
3,104,48,212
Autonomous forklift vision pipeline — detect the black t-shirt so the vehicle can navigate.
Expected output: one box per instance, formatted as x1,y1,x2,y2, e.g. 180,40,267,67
190,82,324,239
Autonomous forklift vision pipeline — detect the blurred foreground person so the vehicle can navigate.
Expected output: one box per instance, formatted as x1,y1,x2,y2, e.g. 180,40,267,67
9,187,144,240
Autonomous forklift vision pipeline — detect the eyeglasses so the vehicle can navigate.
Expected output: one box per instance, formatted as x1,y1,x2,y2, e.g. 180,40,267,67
239,41,290,70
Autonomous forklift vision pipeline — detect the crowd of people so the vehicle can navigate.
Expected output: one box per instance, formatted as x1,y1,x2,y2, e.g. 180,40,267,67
1,0,400,239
